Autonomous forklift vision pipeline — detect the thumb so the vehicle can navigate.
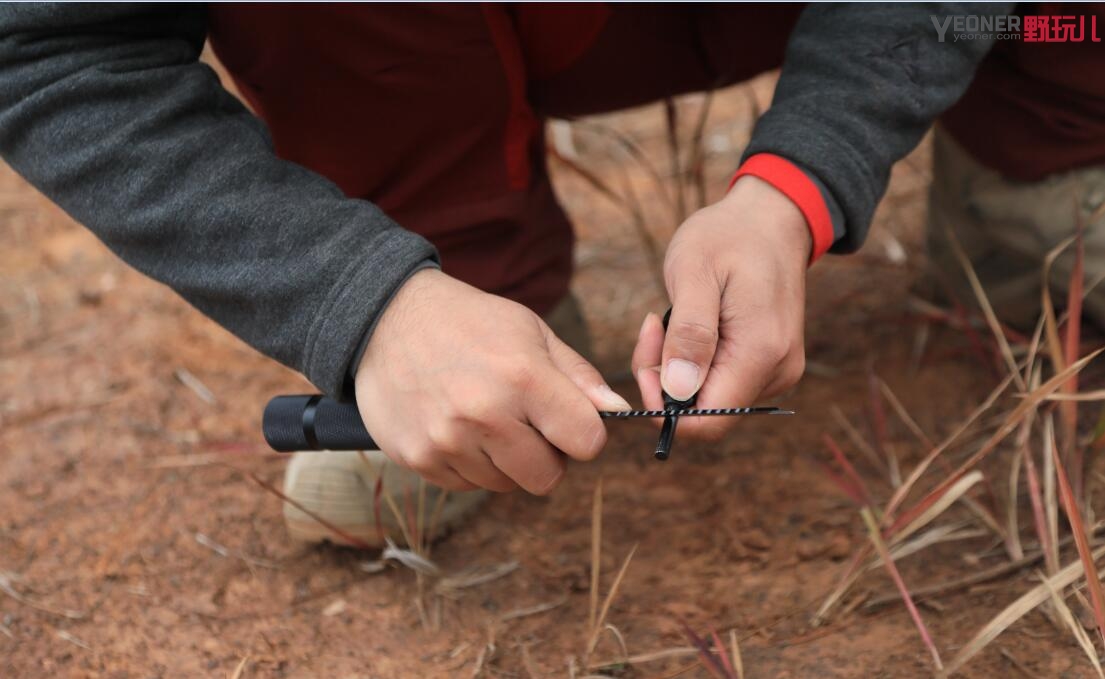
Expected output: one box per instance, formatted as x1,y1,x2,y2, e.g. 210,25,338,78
661,276,721,402
543,325,632,412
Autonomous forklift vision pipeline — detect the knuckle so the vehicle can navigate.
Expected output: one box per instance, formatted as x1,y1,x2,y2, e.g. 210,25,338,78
572,418,607,461
454,394,499,426
426,421,463,454
503,358,535,390
405,447,438,475
531,463,566,496
670,320,718,354
752,337,788,367
564,356,596,380
587,423,608,458
782,353,806,387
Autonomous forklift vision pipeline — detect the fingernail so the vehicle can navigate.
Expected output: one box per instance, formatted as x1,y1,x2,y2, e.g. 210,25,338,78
638,312,657,341
662,359,700,401
595,384,632,411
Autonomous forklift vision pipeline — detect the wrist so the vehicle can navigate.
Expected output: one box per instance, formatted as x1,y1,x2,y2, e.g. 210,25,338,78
354,267,444,382
730,154,834,265
719,175,812,266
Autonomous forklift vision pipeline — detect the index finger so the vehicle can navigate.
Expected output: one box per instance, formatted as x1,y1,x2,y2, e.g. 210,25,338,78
522,363,607,462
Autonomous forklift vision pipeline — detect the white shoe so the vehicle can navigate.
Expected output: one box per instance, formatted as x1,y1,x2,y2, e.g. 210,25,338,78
282,450,487,548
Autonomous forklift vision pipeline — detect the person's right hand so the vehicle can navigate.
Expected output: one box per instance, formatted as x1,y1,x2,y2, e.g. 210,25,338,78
354,268,631,495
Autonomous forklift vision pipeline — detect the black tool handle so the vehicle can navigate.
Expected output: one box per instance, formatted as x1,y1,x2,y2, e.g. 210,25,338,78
655,308,697,461
262,395,376,452
659,308,697,407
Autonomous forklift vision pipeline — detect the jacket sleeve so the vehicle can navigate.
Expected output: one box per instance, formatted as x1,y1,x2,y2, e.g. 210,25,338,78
743,2,1015,253
0,4,438,398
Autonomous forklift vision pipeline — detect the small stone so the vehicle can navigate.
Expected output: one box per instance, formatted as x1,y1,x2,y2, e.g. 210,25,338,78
741,528,772,551
827,532,853,560
648,483,688,507
796,537,829,561
190,597,219,617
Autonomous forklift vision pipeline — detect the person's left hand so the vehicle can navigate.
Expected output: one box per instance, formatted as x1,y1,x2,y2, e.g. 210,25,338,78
631,175,811,439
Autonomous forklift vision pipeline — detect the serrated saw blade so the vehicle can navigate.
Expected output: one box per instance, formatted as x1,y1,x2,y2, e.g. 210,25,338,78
598,407,793,418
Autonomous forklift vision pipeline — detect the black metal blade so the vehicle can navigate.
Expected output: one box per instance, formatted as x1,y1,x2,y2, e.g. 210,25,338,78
598,407,793,418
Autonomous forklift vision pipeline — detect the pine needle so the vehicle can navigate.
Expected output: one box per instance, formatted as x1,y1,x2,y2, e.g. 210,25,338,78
710,627,736,678
939,545,1105,677
588,477,603,634
1039,570,1104,678
831,406,890,478
861,507,942,670
891,471,983,547
823,434,875,509
229,655,249,679
729,629,744,679
1062,221,1085,499
1050,425,1105,650
1007,444,1025,561
0,572,85,620
884,372,1015,521
247,471,374,550
1041,236,1077,377
1044,416,1062,576
586,543,638,657
892,350,1101,533
680,622,732,679
941,219,1025,391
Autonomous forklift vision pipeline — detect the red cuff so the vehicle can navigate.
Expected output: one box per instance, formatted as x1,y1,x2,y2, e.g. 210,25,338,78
729,154,834,265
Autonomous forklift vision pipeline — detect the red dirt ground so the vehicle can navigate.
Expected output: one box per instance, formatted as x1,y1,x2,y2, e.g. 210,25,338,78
2,74,1100,678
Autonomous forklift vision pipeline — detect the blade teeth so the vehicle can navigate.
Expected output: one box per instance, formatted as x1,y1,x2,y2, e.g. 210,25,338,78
599,407,791,418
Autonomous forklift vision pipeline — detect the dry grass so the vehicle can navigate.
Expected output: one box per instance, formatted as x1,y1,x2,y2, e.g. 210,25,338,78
554,91,1105,677
549,93,717,303
802,199,1105,676
937,547,1105,677
861,506,942,669
226,91,1105,676
527,104,1105,677
580,476,638,670
547,92,1105,679
246,456,518,640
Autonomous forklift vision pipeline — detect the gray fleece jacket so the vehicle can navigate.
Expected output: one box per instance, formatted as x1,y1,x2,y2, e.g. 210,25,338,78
0,3,1009,398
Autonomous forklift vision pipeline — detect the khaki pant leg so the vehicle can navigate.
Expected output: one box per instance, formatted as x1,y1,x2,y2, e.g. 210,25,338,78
927,125,1105,329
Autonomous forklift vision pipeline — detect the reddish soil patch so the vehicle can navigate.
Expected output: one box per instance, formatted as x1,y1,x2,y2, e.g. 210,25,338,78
1,76,1097,678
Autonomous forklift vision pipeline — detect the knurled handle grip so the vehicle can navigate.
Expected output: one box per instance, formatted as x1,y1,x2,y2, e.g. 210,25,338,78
262,395,377,452
656,307,691,461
